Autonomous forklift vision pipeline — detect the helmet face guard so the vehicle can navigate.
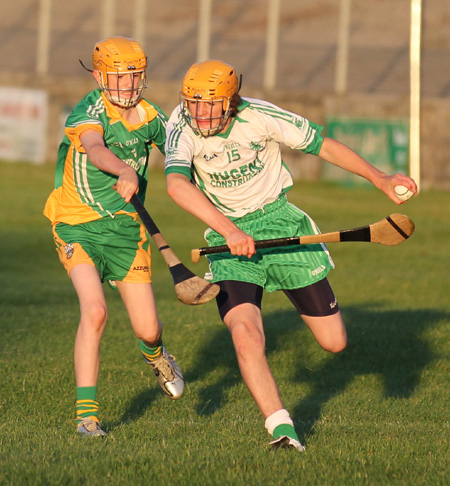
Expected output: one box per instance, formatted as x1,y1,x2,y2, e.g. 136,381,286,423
181,60,239,137
92,37,148,108
181,95,231,137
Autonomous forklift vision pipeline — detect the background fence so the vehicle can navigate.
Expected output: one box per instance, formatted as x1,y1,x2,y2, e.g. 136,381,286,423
1,0,449,188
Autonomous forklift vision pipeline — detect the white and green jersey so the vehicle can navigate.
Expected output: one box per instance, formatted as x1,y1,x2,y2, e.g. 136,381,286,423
165,98,324,218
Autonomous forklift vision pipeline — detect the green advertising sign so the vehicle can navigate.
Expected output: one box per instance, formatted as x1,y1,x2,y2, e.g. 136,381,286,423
324,117,409,186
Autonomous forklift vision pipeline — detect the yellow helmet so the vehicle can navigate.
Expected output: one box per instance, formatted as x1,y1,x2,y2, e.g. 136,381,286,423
92,36,147,108
181,60,240,136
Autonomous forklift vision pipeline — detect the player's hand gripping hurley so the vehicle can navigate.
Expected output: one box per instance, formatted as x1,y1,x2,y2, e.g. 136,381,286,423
130,194,219,305
191,213,415,263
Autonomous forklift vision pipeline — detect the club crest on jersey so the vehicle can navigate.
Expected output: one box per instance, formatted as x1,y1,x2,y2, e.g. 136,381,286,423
249,142,264,151
64,244,74,259
203,153,218,161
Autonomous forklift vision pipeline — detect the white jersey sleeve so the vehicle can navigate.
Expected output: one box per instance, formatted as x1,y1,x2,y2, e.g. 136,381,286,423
165,98,324,218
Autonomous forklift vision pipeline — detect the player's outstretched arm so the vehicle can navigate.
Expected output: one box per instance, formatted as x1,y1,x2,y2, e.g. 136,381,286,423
318,137,418,204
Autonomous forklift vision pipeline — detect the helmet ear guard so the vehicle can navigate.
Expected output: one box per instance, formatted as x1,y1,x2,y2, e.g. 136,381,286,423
180,60,241,136
81,36,148,108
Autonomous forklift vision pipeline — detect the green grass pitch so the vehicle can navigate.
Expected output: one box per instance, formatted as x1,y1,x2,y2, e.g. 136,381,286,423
0,161,449,485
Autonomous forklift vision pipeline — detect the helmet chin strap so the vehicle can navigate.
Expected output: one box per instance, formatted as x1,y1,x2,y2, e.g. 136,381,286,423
79,59,93,73
106,90,141,108
196,117,229,137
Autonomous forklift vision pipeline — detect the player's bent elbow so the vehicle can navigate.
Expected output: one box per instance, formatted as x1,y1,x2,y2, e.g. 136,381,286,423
166,183,179,201
166,175,187,202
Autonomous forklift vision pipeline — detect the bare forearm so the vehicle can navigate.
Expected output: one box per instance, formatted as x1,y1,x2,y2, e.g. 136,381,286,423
80,130,138,202
319,137,418,203
319,137,387,188
167,174,235,235
85,144,130,175
166,173,256,257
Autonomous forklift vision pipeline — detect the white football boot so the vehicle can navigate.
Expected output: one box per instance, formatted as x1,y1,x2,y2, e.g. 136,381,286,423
270,435,305,452
148,345,184,400
77,418,107,437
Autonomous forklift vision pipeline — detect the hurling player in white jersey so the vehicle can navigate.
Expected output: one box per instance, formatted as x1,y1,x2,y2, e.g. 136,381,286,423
165,60,417,452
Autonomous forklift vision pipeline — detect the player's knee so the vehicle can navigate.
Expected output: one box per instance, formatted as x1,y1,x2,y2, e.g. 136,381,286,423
322,335,347,353
230,319,265,357
135,318,162,344
79,302,108,337
81,302,108,332
138,329,161,345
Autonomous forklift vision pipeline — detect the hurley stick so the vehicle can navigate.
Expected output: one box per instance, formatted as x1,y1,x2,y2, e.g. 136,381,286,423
130,194,219,305
191,213,415,263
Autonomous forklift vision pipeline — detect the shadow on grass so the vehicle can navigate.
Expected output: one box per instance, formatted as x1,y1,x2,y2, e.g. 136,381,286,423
184,328,238,416
284,305,446,443
112,387,162,430
181,303,446,434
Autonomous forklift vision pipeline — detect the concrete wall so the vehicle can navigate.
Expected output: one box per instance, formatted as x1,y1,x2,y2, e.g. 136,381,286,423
2,72,448,190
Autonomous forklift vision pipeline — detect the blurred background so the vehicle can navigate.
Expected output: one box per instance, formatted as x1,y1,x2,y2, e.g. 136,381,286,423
1,0,449,189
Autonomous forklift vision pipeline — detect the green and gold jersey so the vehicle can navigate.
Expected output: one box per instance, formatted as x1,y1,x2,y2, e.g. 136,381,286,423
44,89,167,225
165,98,324,218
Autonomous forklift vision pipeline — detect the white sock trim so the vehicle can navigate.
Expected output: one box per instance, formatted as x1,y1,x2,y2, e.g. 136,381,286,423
265,408,294,436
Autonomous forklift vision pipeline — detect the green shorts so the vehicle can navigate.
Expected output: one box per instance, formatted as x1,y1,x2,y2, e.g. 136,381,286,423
204,195,335,293
53,215,152,284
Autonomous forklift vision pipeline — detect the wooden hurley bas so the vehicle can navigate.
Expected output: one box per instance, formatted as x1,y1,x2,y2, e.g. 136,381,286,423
191,214,415,263
130,194,219,305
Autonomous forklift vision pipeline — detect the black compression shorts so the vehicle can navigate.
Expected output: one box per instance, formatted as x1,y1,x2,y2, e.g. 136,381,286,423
216,278,340,321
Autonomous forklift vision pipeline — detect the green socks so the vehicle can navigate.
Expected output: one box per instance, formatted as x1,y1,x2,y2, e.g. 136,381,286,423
265,408,299,441
272,423,300,441
76,386,99,423
139,338,162,363
75,340,164,425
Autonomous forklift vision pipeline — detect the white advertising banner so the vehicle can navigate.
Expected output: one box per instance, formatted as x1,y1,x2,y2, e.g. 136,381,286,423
0,87,48,164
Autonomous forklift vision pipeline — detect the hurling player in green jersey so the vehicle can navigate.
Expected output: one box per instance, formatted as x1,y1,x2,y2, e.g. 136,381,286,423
165,60,417,451
44,37,184,437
